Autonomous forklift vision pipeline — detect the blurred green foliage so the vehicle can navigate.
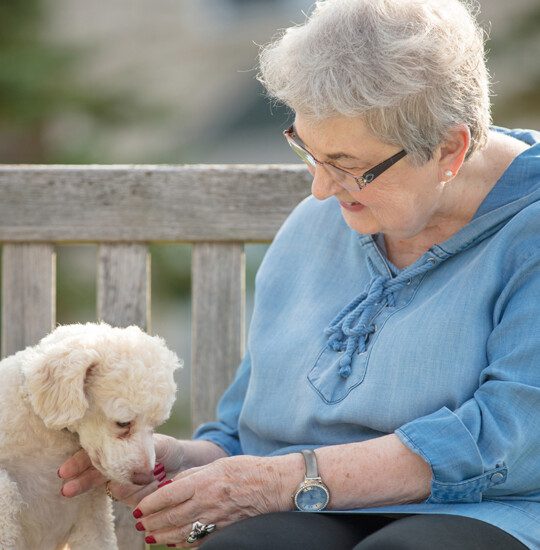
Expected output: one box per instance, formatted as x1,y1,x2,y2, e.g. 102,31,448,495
0,0,171,163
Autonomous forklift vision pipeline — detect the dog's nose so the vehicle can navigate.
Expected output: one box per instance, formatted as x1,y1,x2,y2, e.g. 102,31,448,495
131,471,154,485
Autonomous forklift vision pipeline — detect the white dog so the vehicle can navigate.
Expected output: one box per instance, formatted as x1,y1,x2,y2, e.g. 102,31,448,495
0,322,182,550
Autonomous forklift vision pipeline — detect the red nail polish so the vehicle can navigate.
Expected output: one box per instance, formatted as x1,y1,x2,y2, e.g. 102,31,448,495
153,463,164,475
145,535,156,544
158,479,173,488
135,522,145,532
157,472,166,482
133,508,143,519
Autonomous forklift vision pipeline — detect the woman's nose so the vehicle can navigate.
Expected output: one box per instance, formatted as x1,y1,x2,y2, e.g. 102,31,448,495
310,165,342,200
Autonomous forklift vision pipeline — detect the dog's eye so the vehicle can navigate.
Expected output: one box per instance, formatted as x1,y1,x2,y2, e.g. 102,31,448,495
116,421,131,428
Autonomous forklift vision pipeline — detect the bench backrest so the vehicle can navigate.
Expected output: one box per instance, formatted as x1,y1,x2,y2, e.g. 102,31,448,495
0,165,310,430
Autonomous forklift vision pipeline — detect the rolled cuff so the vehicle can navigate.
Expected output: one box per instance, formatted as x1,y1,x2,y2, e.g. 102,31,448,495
395,406,508,503
192,423,243,457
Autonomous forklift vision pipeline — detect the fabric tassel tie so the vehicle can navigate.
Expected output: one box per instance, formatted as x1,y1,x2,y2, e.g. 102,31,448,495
324,257,437,378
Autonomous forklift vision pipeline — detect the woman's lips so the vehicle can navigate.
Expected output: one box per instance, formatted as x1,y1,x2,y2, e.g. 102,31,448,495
339,200,365,212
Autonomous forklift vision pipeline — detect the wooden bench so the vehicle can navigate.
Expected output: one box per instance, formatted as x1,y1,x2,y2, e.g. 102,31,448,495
0,165,310,549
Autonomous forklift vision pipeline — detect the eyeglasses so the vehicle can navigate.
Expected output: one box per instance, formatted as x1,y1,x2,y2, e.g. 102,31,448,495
283,124,407,193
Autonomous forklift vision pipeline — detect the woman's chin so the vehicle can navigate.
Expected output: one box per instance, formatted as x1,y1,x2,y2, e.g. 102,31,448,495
342,210,381,235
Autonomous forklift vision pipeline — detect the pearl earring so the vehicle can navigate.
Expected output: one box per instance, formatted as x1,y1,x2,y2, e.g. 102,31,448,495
444,170,453,178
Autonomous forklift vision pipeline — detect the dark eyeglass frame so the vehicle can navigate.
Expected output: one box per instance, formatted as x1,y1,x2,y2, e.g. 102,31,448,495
283,124,407,191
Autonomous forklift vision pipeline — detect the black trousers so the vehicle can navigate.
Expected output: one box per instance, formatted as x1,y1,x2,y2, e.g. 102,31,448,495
198,511,529,549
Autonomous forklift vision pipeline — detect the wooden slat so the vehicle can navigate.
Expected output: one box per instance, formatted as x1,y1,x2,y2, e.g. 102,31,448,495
191,243,245,430
96,243,150,330
0,166,309,550
96,243,149,550
0,165,311,242
1,244,55,358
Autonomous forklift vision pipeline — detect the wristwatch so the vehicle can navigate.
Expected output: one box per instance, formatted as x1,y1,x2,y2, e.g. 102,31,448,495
292,449,330,512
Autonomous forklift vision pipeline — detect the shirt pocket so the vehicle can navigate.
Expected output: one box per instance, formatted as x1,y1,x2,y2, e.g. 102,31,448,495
307,345,369,404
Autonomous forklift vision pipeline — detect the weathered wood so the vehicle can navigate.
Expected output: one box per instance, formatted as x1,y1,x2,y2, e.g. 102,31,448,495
0,165,311,242
97,243,150,330
191,243,245,430
0,165,308,550
1,244,55,358
96,243,149,550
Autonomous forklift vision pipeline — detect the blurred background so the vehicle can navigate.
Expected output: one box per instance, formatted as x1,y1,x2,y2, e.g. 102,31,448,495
1,0,539,441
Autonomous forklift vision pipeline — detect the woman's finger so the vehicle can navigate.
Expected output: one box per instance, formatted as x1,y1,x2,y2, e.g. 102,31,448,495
136,493,198,533
154,434,186,475
134,477,195,520
57,447,93,479
60,465,106,497
142,519,218,548
108,479,163,507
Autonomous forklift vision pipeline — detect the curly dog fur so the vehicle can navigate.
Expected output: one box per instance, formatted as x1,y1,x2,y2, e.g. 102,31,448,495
0,322,181,550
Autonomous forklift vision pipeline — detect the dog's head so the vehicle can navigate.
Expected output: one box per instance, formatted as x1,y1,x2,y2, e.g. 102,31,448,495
21,322,182,484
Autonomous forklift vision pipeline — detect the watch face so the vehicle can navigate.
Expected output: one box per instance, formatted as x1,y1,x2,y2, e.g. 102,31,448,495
295,484,329,512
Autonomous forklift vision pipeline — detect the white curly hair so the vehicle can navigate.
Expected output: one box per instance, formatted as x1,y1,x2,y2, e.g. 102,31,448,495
257,0,492,166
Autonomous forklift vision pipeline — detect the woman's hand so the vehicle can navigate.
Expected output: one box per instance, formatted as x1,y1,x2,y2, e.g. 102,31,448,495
58,433,186,505
130,454,296,548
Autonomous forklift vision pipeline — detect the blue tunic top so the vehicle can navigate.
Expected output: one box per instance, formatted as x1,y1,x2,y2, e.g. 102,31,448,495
193,126,540,549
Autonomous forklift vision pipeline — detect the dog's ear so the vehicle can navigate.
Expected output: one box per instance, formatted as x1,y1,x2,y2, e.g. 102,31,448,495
21,340,101,430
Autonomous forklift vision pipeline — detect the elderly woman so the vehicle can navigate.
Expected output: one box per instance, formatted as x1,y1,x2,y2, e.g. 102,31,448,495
58,0,539,548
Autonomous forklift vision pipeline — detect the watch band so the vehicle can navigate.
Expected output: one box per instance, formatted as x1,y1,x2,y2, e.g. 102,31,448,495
301,449,319,479
293,449,330,512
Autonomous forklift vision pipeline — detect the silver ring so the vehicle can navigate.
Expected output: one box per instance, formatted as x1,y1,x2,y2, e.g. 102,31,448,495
105,480,118,502
186,520,216,543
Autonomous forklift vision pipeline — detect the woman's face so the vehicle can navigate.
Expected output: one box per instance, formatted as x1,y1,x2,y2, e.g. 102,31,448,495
293,115,455,241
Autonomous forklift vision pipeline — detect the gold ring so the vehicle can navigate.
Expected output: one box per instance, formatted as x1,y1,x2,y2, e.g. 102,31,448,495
105,480,118,502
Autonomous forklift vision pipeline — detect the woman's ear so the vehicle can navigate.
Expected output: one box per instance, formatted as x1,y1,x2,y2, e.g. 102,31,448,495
438,123,471,178
21,340,101,430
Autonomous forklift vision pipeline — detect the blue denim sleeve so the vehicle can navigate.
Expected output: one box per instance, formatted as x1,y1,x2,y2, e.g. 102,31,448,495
190,349,251,456
394,254,540,503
